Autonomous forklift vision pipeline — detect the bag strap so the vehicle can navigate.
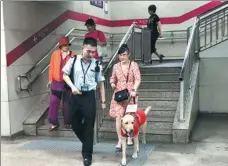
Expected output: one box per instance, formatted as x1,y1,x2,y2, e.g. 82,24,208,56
69,55,77,83
95,60,100,83
126,61,132,83
120,61,132,83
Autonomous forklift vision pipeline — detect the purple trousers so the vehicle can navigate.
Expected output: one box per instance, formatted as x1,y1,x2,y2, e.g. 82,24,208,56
48,90,71,125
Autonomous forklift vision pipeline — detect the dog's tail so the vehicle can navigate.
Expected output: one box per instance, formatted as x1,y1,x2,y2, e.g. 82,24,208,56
144,106,152,115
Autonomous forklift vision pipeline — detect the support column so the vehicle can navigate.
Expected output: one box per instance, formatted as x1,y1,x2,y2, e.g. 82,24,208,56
1,1,11,136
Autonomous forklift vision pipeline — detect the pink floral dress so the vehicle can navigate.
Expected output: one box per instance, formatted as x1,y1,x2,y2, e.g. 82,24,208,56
109,61,141,118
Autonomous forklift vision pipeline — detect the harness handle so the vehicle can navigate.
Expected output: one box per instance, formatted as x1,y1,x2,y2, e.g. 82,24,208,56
123,95,138,115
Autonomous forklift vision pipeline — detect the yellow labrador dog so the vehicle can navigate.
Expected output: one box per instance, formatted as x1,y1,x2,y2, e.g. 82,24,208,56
120,106,152,165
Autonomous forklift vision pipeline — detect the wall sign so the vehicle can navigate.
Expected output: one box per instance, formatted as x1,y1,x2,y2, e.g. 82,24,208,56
90,1,104,9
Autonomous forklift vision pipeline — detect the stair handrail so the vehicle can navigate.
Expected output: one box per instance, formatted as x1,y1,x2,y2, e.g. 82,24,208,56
199,2,228,22
199,6,228,28
187,3,228,41
103,23,136,74
199,5,228,51
179,17,198,81
23,37,76,91
23,28,76,79
178,17,199,122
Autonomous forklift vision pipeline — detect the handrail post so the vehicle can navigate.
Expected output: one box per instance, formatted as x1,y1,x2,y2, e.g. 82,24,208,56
179,81,184,122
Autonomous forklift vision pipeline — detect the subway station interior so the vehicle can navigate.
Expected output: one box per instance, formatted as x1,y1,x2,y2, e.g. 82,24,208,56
1,1,228,166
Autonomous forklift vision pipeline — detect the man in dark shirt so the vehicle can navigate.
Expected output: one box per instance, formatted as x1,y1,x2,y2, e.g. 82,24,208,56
147,4,165,64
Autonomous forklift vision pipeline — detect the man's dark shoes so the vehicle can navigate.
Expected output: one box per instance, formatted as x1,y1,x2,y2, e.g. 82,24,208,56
83,158,92,166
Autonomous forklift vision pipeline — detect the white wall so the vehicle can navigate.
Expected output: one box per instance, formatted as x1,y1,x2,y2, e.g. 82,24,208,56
2,1,111,136
1,1,10,136
199,40,228,113
110,1,210,33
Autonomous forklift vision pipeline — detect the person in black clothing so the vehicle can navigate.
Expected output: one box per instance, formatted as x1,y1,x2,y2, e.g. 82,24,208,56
147,4,165,64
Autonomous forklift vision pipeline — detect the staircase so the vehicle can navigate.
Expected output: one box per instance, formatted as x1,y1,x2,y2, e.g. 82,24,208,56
32,61,181,143
22,2,228,143
98,61,181,142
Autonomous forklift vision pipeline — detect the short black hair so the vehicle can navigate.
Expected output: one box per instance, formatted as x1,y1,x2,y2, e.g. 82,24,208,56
118,44,129,54
83,37,97,47
85,18,95,26
148,5,157,13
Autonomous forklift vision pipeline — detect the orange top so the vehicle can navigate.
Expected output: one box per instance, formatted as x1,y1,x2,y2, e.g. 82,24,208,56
49,49,76,82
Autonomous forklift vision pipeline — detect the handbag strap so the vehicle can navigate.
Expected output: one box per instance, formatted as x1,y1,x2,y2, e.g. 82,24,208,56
121,61,132,83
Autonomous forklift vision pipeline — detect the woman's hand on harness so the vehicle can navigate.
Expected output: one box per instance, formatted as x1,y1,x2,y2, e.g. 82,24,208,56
130,89,137,97
111,83,116,90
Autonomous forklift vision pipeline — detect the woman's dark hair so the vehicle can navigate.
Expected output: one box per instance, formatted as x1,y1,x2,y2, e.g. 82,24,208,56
118,44,130,54
85,18,95,26
148,5,157,13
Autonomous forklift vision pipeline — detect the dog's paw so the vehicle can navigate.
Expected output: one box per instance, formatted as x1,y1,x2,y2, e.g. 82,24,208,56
121,159,127,165
132,152,138,159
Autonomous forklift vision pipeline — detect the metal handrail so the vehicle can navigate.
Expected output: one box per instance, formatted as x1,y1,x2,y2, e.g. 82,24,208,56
24,28,76,78
103,23,136,74
21,28,112,80
178,17,199,121
178,3,228,122
199,2,228,21
187,7,228,43
200,7,228,28
179,17,198,81
187,5,228,31
25,37,76,91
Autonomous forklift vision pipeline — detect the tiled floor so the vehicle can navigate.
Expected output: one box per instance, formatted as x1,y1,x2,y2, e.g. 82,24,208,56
2,114,228,166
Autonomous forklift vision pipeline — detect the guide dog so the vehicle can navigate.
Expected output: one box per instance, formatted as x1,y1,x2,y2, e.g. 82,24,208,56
120,106,152,165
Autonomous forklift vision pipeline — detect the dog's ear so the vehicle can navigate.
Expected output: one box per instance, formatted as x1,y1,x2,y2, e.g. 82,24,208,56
120,117,123,123
120,118,124,127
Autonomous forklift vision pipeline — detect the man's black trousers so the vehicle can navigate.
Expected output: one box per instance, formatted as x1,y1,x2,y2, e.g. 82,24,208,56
69,90,96,160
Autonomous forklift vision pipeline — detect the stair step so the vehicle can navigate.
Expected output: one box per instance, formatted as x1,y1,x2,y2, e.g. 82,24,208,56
141,73,179,81
148,110,176,117
140,81,180,89
102,120,173,130
138,97,178,108
45,108,176,126
98,127,172,142
139,97,179,101
138,89,180,98
104,116,174,122
37,124,77,138
139,66,181,74
99,127,172,135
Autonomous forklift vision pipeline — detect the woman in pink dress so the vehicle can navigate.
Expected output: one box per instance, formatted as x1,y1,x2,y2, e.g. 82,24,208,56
109,44,141,149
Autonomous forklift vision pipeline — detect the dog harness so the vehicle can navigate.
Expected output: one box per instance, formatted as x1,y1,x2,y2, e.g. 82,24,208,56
121,109,147,137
